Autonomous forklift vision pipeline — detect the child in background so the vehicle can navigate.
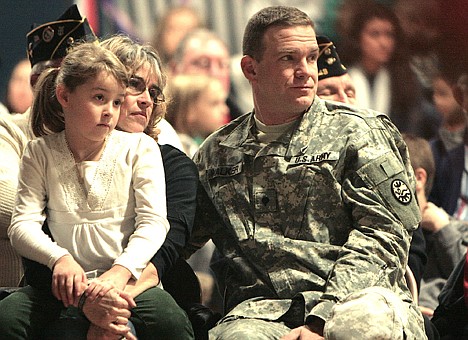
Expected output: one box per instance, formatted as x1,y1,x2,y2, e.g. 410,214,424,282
165,74,229,157
432,71,465,152
0,42,169,339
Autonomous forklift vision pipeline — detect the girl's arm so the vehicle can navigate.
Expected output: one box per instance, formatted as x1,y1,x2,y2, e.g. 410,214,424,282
86,134,169,298
8,141,70,267
9,140,87,304
111,134,170,279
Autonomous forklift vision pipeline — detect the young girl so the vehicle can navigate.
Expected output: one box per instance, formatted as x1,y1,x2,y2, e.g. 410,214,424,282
1,41,170,339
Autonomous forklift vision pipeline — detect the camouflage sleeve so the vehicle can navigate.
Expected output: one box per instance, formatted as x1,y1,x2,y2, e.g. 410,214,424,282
179,181,222,259
308,121,421,322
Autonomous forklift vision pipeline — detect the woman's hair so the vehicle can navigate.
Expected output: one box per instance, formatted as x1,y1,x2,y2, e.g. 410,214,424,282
165,74,217,134
338,0,403,67
31,42,128,137
100,35,167,140
242,6,313,61
338,0,420,115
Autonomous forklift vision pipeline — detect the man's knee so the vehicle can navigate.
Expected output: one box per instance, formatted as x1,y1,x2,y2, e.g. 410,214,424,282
324,287,426,339
209,318,290,340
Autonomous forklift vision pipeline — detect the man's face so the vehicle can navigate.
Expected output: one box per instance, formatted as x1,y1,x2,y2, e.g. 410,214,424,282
317,73,356,105
245,25,318,123
176,38,231,93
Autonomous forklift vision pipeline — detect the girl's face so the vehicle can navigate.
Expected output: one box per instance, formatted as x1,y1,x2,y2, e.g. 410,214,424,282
188,79,229,138
360,18,395,67
60,70,124,144
118,64,158,133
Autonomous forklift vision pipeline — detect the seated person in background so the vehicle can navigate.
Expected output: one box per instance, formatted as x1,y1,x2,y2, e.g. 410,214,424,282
170,28,243,120
150,5,204,65
403,133,468,316
316,35,356,105
3,59,33,115
183,6,427,339
431,69,466,153
165,74,229,158
0,115,28,287
429,62,468,220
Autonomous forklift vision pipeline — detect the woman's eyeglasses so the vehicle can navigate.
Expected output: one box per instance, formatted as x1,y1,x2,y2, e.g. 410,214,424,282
127,76,165,105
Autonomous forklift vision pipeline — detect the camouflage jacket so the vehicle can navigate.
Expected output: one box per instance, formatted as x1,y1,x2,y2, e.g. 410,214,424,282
186,97,421,324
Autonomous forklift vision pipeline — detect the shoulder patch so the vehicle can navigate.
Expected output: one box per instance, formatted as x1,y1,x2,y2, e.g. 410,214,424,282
391,179,412,205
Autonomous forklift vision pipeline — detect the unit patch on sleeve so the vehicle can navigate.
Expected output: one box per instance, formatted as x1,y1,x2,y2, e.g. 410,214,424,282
391,179,412,205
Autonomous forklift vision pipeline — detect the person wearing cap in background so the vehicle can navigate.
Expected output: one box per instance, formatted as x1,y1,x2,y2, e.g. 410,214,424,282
316,35,356,105
16,5,184,150
8,5,97,139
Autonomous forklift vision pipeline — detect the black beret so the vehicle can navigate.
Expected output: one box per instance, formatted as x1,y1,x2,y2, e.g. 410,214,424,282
26,5,97,67
317,35,347,81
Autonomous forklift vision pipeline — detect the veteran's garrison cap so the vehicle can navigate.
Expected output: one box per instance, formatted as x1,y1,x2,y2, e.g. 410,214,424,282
317,35,347,81
26,5,97,67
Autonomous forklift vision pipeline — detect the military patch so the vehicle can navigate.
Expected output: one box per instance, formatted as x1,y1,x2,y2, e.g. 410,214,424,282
207,162,243,179
391,179,412,205
254,189,278,213
291,151,339,164
42,26,54,43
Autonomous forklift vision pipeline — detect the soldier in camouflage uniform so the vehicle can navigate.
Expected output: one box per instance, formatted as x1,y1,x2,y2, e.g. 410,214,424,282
183,6,427,339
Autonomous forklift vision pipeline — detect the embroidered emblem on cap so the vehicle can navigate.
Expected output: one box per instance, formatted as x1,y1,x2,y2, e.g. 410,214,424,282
42,26,54,43
391,179,412,205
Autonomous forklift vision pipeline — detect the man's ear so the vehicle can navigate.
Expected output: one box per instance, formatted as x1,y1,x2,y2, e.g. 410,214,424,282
241,55,257,82
55,84,70,108
414,167,427,193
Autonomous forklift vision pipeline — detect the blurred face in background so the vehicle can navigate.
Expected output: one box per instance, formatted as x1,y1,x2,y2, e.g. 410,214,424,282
360,18,395,68
454,74,468,114
432,76,465,126
7,59,33,113
176,37,231,93
161,8,201,62
188,78,229,138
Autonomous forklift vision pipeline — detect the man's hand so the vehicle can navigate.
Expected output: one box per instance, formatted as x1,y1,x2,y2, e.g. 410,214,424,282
52,255,87,307
124,262,159,298
82,288,136,331
280,325,324,340
87,323,137,340
281,319,325,340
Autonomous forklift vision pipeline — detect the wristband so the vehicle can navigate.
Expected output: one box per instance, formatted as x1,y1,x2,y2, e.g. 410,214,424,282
78,293,87,311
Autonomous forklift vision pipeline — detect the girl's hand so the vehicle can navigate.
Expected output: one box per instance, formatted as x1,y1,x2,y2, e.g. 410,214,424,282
52,254,87,307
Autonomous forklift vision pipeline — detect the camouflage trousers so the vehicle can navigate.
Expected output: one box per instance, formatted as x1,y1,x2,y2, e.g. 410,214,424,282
209,287,427,340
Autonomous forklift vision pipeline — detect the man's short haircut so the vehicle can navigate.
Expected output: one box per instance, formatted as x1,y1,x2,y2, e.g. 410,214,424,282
402,133,435,196
242,6,314,61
